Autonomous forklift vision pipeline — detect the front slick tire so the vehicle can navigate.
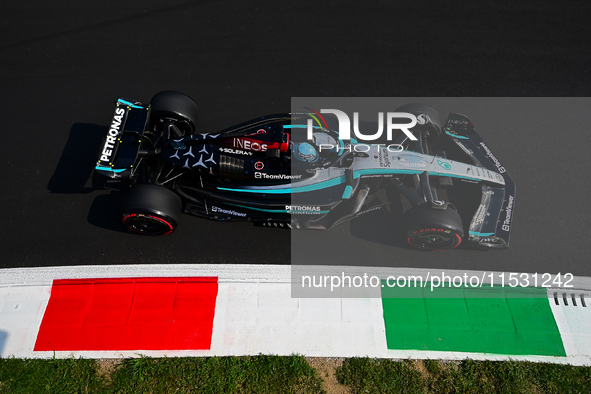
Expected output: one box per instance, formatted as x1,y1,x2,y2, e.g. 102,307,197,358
404,204,463,251
122,184,182,235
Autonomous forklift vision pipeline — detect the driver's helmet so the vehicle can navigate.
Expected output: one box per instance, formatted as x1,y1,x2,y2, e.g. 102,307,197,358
292,142,319,163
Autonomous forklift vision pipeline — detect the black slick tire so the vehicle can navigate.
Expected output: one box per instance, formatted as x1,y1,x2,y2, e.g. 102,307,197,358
121,184,182,235
149,91,199,135
404,204,463,251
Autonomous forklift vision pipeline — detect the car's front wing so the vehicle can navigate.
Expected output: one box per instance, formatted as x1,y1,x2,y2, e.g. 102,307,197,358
444,113,516,248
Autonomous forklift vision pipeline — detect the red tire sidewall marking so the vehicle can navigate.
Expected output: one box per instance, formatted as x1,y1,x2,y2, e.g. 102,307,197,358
122,213,174,235
408,228,462,250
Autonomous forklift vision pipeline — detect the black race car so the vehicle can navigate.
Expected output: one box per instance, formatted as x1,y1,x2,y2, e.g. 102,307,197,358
94,91,515,250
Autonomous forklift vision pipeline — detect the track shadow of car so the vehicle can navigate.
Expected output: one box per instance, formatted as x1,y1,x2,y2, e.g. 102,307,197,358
87,189,129,233
47,123,107,194
348,133,485,251
348,183,408,248
315,119,412,249
432,132,485,251
0,330,7,356
349,184,482,251
47,123,131,233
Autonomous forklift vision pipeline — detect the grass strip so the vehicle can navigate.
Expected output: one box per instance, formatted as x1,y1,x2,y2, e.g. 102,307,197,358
0,355,324,394
336,358,591,394
109,355,323,394
0,357,102,394
2,356,591,393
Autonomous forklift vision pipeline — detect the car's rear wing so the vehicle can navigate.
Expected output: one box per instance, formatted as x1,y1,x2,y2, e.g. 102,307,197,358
443,113,516,248
95,98,150,180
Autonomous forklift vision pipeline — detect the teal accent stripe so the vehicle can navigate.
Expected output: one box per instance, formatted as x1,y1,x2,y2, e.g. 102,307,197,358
217,176,346,194
445,131,469,140
342,185,353,199
353,169,421,178
95,166,126,173
283,125,322,129
469,231,495,236
442,173,481,181
351,169,484,182
118,99,143,109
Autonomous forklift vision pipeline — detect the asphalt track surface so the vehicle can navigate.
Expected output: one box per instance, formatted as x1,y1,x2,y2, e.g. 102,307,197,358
2,1,591,275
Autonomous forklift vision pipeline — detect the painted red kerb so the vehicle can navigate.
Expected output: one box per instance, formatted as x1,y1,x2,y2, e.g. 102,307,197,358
34,277,218,351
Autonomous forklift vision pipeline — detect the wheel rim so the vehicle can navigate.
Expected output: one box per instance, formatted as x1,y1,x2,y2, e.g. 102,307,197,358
408,230,461,250
157,117,193,135
123,213,174,235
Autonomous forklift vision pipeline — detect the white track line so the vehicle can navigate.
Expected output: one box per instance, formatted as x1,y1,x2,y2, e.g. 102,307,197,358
1,265,591,364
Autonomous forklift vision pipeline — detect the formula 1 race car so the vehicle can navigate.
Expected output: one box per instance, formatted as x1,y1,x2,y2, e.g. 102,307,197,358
94,91,515,250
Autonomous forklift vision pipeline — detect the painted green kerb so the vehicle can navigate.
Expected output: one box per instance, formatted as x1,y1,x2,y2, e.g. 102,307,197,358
381,283,566,356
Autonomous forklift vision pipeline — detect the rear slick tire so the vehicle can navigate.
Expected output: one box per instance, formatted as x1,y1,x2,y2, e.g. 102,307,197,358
121,184,182,235
149,91,199,135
